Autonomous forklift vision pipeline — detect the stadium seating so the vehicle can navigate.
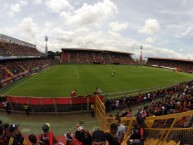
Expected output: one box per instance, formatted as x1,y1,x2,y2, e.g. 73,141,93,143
147,58,193,73
0,41,44,56
61,49,134,64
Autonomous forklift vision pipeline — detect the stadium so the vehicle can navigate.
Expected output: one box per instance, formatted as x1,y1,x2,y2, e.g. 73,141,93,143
0,33,193,145
1,1,193,145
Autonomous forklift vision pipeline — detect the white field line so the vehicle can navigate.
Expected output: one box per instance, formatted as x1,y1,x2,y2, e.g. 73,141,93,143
75,65,80,78
3,74,39,95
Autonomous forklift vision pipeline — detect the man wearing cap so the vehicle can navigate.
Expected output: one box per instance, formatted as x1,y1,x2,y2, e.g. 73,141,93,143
39,123,58,145
0,124,9,145
75,126,91,145
8,124,27,145
92,130,106,145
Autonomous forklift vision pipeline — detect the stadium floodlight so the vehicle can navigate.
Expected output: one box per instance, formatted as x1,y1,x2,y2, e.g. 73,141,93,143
45,36,48,56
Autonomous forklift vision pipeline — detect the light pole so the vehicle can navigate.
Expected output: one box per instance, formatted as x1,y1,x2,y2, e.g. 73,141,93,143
140,45,143,62
45,36,48,56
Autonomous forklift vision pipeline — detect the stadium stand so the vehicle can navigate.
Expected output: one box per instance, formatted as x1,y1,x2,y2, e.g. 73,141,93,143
61,48,133,64
147,57,193,74
0,35,59,89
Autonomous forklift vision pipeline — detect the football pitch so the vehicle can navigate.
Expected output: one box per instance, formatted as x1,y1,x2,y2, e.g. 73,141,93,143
0,64,193,98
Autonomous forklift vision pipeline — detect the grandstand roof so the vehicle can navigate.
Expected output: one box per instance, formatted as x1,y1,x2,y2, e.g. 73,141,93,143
147,57,193,63
61,48,134,55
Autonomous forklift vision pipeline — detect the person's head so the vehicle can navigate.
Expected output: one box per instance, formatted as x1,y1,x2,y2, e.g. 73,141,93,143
4,123,9,131
65,131,75,145
138,106,142,112
110,123,118,135
29,134,37,144
42,123,50,133
77,126,84,133
92,130,106,145
115,117,121,126
9,124,20,137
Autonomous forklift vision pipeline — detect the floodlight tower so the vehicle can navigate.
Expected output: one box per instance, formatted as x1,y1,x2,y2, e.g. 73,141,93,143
140,45,143,62
45,36,48,56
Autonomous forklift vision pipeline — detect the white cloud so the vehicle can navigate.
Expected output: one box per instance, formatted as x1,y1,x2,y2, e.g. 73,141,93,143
54,29,75,42
33,0,43,4
166,24,193,38
46,0,73,13
7,3,22,17
19,17,39,41
139,18,160,35
60,0,118,26
141,45,193,60
109,22,128,32
19,0,28,6
145,37,155,43
6,0,28,17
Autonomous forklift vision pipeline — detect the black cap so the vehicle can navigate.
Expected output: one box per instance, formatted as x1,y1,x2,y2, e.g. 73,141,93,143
9,124,19,133
92,130,106,142
42,123,49,132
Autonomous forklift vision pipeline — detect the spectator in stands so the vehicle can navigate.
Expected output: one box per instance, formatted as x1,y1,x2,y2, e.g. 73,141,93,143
39,123,58,145
75,126,91,145
137,107,147,119
71,90,77,97
91,104,95,117
8,123,28,145
23,104,29,116
105,123,120,145
126,109,133,118
91,130,106,145
29,134,44,145
94,87,102,95
3,123,11,139
2,100,10,114
65,131,80,145
127,123,144,145
0,124,9,145
114,117,126,144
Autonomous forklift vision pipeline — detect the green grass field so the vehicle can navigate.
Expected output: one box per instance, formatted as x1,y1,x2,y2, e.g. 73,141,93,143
0,64,193,98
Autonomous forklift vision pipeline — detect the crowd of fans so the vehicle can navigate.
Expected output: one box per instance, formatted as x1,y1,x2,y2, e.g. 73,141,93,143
0,41,44,56
0,118,128,145
147,59,193,73
1,81,193,145
61,51,133,64
0,59,56,82
105,80,193,117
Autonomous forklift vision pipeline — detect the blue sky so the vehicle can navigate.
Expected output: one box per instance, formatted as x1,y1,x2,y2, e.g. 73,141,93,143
0,0,193,60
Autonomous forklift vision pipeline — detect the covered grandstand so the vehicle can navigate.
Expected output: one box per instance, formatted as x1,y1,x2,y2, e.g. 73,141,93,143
147,57,193,73
0,34,58,88
61,48,134,64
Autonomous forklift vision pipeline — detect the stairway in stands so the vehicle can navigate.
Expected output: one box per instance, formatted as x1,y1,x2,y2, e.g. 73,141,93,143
3,66,14,76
